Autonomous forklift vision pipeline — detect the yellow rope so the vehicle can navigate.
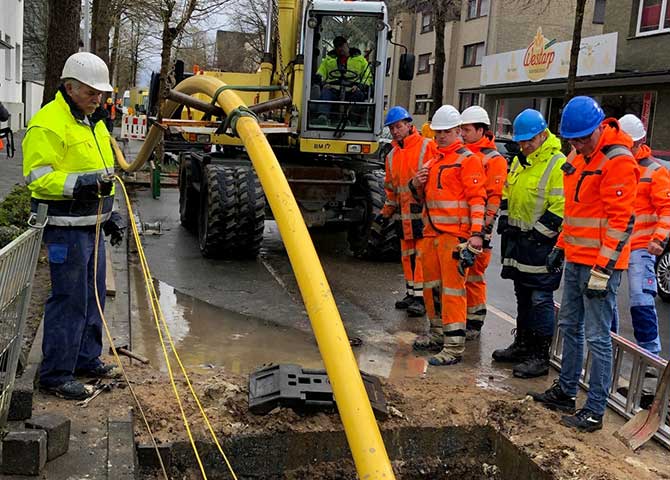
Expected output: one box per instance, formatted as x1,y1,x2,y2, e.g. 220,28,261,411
114,177,239,479
92,200,170,480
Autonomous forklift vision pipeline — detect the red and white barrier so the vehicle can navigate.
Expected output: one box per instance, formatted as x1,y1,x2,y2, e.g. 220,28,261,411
120,114,148,140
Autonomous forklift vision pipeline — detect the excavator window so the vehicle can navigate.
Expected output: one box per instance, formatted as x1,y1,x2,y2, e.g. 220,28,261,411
307,14,379,133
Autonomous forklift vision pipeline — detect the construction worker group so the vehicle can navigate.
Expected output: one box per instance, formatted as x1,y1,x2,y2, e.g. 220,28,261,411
381,97,669,433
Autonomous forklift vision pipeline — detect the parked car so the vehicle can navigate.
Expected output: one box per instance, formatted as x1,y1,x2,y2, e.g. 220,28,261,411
654,157,670,302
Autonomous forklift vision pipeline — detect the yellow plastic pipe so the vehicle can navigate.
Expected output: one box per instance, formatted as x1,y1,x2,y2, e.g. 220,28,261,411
120,75,395,478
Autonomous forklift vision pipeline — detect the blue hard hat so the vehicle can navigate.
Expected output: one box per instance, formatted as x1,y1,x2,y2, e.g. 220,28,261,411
512,109,548,142
559,96,605,139
384,106,412,126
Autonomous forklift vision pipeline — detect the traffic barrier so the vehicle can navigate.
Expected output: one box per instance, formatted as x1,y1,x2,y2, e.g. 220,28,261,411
120,114,148,140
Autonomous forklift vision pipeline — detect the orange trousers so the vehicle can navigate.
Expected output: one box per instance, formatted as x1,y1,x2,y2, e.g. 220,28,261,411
417,235,467,349
465,248,491,329
401,238,423,296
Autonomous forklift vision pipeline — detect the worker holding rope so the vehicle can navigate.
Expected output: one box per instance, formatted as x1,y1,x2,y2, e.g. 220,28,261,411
23,52,124,400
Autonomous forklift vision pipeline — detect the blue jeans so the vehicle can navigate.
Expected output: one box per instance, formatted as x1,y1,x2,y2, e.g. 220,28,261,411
514,281,555,336
627,248,662,355
558,262,621,416
40,226,106,387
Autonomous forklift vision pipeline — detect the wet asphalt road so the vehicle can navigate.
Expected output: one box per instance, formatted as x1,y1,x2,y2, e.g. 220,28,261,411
128,185,669,380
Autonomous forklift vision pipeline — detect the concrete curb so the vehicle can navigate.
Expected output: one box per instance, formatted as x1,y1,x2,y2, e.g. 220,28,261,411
108,410,138,480
8,317,43,421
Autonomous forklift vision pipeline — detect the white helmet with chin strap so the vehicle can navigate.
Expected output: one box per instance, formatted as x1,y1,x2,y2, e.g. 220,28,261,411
430,105,462,130
461,105,490,126
61,52,113,92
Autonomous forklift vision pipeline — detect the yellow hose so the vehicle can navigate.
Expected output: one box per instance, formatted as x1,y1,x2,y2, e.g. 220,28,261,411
117,75,395,479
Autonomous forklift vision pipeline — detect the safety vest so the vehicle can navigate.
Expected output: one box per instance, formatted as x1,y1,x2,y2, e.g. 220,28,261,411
466,134,507,230
316,49,372,88
381,130,437,240
630,144,670,250
23,90,115,226
556,120,639,270
418,141,486,238
500,130,565,287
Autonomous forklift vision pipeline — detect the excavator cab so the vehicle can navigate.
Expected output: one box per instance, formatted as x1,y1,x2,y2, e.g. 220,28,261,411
302,1,388,143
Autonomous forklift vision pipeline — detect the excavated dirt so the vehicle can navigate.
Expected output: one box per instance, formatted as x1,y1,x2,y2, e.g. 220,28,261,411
61,360,667,480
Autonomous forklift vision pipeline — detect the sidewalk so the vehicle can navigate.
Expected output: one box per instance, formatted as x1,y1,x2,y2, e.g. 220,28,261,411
0,129,25,201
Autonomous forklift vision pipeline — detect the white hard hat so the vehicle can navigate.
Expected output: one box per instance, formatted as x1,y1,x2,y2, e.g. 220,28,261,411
461,105,490,126
619,114,646,142
61,52,113,92
430,105,461,130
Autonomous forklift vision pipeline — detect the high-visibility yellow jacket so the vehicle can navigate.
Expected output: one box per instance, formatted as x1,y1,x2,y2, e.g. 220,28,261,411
316,49,372,87
499,130,565,288
23,89,115,226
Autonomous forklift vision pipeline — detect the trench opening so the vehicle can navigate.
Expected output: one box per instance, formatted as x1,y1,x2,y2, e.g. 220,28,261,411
138,425,552,479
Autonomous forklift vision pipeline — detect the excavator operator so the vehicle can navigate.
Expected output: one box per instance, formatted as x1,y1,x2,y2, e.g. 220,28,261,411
316,36,372,102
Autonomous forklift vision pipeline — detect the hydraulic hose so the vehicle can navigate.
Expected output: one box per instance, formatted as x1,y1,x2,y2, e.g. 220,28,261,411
118,74,395,479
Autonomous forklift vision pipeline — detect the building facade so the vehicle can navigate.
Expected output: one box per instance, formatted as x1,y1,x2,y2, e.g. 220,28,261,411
0,0,24,130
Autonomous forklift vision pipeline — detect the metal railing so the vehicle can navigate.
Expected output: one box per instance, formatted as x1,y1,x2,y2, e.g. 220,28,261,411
550,315,670,449
0,204,47,428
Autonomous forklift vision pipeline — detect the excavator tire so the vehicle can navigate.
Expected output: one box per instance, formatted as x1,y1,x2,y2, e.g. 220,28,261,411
347,170,400,261
232,166,265,257
198,164,237,258
178,154,199,232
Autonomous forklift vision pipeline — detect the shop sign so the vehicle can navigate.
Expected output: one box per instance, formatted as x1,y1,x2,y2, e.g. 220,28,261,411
481,31,617,85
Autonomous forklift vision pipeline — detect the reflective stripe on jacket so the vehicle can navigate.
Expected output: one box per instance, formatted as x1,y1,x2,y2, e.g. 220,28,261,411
23,90,115,226
556,119,639,270
382,130,437,240
630,144,670,250
467,133,507,230
500,130,565,288
418,141,486,238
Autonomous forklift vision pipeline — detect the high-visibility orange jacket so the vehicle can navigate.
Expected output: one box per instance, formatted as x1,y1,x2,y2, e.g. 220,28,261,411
466,133,507,231
630,144,670,250
556,119,640,270
382,129,437,240
411,140,486,238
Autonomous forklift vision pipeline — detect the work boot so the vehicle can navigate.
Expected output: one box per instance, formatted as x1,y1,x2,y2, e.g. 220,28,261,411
492,329,532,363
40,380,92,401
428,345,463,366
528,379,576,413
513,334,552,379
465,328,481,341
395,294,414,310
413,327,444,352
560,409,603,432
407,296,426,317
76,364,122,380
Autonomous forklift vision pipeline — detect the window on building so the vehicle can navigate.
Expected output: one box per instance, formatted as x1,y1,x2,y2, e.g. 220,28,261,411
467,0,489,19
15,44,20,84
417,53,431,74
593,0,606,24
386,57,391,76
384,95,389,110
5,35,11,81
421,10,433,33
459,92,480,110
637,0,670,36
414,94,431,115
463,42,485,67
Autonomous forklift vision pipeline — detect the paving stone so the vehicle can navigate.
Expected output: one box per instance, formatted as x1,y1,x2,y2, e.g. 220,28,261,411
7,363,37,421
2,429,47,475
26,413,71,461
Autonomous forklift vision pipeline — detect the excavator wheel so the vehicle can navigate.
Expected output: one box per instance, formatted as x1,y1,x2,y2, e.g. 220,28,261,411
232,166,266,257
178,154,199,232
198,164,237,258
347,170,400,261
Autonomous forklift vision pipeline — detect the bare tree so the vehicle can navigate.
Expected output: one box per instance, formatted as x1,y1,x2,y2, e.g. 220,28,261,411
23,0,49,82
564,0,587,105
228,0,267,65
427,0,460,118
42,0,81,105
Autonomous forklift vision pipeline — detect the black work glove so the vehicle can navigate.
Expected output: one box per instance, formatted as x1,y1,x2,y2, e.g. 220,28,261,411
456,242,480,276
103,211,125,247
73,173,113,200
369,213,389,247
496,215,509,235
546,247,565,273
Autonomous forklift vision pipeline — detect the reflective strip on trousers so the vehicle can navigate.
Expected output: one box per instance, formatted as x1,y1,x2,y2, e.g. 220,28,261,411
400,212,423,221
443,286,466,296
401,248,416,256
502,257,549,273
444,335,466,346
47,211,112,226
423,280,441,288
467,304,486,313
443,322,466,332
25,165,54,184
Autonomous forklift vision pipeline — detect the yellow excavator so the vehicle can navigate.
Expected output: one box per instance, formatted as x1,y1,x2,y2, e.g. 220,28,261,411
148,0,414,259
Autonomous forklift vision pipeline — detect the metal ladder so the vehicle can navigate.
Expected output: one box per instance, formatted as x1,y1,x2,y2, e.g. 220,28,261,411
550,319,670,448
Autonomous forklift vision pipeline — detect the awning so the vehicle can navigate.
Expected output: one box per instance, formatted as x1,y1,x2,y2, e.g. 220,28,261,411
461,70,670,96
